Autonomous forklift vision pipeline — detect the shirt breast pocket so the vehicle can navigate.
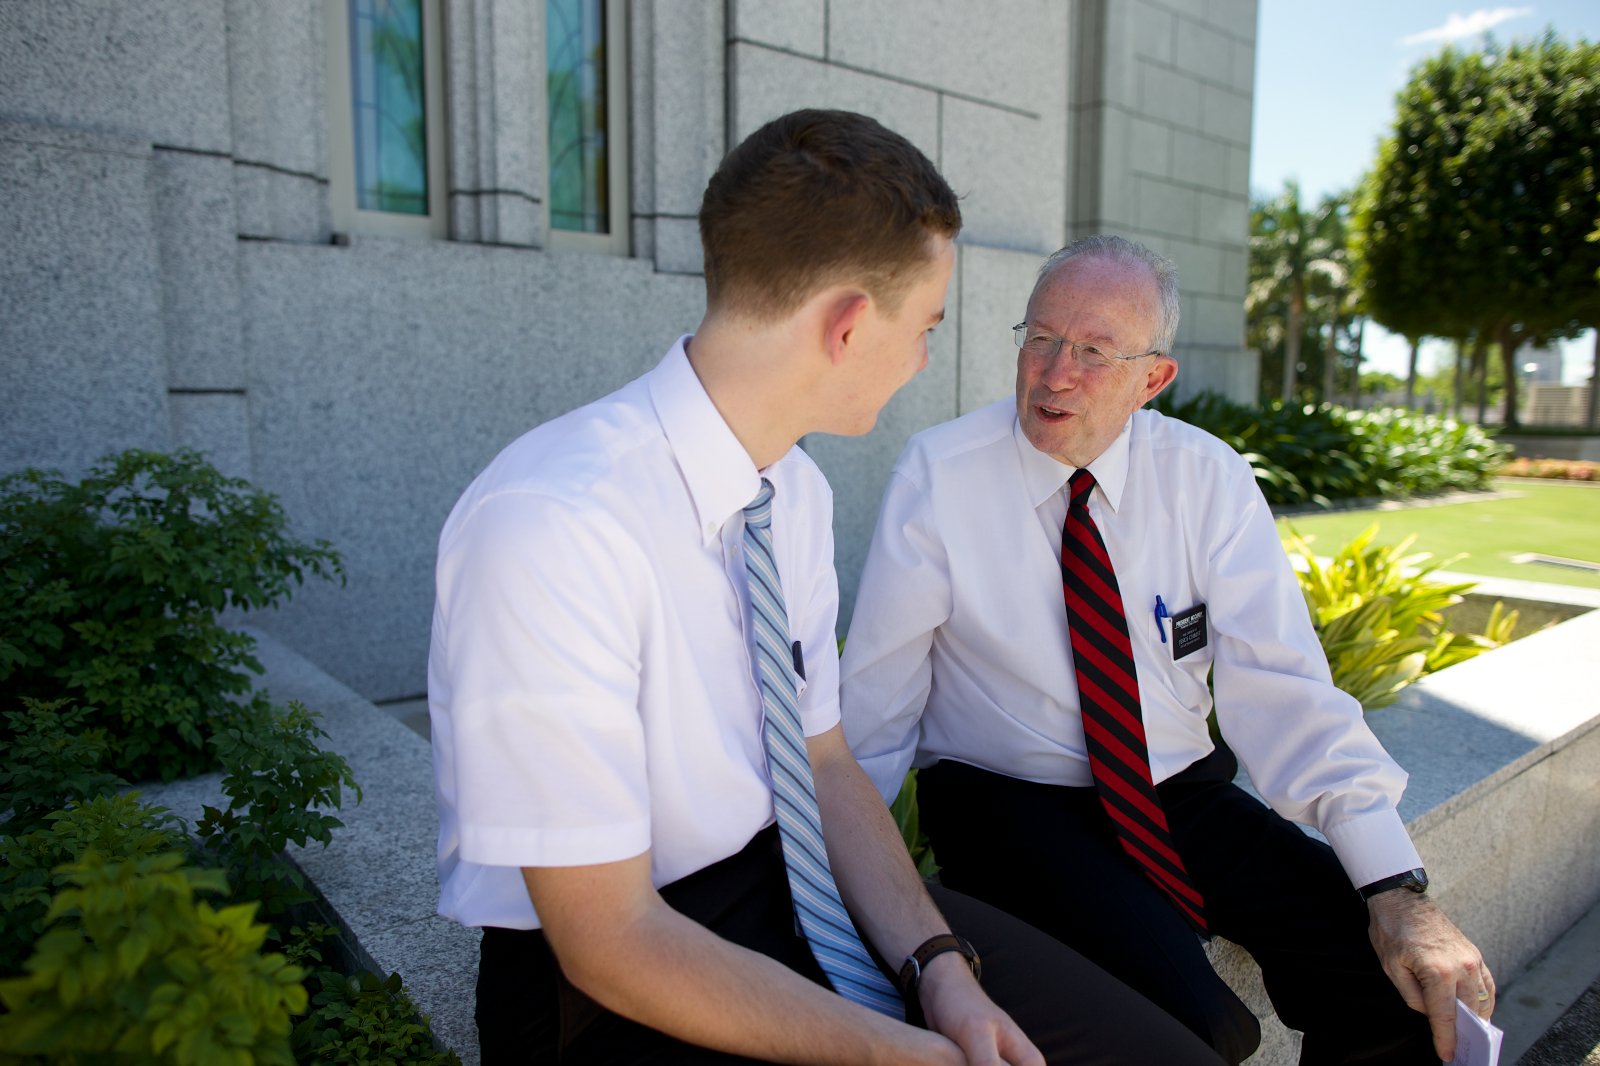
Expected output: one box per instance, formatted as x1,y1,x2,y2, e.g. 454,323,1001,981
1149,601,1214,672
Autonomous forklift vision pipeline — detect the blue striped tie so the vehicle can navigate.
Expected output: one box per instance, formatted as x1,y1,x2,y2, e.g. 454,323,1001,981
742,479,906,1019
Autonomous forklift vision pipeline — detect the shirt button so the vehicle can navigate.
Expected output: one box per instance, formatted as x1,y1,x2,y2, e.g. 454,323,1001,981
706,522,715,536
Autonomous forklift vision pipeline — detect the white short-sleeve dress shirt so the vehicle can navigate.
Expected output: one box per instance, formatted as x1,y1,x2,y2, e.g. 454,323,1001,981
840,399,1424,890
430,338,842,930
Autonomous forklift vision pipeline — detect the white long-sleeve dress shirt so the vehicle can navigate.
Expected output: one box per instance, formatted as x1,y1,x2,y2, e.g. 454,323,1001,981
430,338,842,930
840,399,1423,890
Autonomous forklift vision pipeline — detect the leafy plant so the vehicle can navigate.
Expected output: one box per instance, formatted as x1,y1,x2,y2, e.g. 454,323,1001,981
1425,600,1521,675
1153,391,1507,506
1284,524,1517,709
1312,598,1436,711
0,794,188,979
0,851,306,1065
196,702,361,921
281,923,341,970
292,968,461,1066
1343,407,1507,496
889,770,938,878
0,697,125,838
0,449,344,782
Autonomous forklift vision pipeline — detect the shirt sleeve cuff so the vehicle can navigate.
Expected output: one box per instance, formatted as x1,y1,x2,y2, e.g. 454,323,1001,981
460,819,652,869
1323,808,1424,890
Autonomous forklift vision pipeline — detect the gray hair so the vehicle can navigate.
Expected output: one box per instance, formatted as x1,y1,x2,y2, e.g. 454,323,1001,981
1033,235,1180,355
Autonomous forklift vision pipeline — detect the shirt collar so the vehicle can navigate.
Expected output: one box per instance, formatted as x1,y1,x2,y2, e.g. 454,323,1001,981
648,336,763,548
1010,411,1133,513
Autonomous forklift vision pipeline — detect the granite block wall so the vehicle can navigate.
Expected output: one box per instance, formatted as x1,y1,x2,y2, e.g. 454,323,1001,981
0,120,171,478
0,0,1260,698
236,239,704,698
1072,0,1258,402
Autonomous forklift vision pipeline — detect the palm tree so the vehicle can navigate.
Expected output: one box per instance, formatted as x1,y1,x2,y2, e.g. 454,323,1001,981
1249,183,1348,404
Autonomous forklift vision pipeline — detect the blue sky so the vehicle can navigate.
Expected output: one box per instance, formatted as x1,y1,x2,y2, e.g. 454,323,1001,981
1251,2,1599,384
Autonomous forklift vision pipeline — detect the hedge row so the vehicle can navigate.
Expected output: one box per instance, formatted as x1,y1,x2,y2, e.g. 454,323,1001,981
1152,392,1509,506
1498,457,1600,481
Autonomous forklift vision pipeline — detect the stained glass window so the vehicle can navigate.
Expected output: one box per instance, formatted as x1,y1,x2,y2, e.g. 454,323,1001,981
547,0,610,233
349,0,429,216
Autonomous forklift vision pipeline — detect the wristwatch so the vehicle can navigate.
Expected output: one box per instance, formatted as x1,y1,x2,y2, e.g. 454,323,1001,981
898,934,981,999
1358,868,1429,902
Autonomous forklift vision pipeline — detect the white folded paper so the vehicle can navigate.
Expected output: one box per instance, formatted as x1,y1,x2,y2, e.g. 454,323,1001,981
1446,997,1503,1066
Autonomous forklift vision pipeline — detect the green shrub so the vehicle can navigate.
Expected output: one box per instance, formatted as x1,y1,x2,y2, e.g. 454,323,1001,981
1342,407,1507,497
0,851,306,1066
0,698,125,838
1152,391,1507,506
292,968,461,1066
196,702,361,921
0,794,188,979
277,925,460,1065
1285,524,1517,709
0,449,343,782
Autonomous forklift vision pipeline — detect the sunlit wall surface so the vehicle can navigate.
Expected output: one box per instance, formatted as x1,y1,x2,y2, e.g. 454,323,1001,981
547,0,609,233
350,0,428,215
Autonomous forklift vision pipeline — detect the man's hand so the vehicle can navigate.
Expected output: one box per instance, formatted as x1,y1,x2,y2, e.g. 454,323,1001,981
917,954,1045,1066
807,725,1044,1066
1367,890,1494,1061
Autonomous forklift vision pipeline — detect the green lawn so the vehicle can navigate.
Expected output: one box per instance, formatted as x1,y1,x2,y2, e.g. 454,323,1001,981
1276,479,1600,590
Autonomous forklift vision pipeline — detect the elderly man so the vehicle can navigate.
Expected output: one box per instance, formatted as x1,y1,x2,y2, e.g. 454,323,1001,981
841,235,1494,1066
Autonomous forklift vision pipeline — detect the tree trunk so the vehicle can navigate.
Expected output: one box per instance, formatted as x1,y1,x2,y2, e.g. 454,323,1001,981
1498,325,1520,430
1404,337,1420,409
1453,339,1466,421
1348,318,1365,408
1588,330,1598,430
1282,279,1303,404
1473,333,1489,425
1323,297,1340,405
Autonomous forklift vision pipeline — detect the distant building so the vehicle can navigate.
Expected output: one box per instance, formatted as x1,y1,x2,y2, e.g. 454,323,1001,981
1516,340,1564,384
1,0,1260,701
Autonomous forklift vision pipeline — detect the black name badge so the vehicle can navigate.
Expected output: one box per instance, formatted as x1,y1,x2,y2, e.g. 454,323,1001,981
1171,603,1208,660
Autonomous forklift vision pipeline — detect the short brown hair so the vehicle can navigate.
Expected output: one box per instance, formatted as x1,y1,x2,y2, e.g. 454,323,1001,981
699,109,961,320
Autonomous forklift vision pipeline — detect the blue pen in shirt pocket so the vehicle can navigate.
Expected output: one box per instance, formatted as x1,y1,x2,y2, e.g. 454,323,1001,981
1154,595,1170,644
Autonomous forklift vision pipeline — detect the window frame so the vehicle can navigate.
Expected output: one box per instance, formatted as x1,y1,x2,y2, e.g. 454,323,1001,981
325,0,450,239
544,0,631,256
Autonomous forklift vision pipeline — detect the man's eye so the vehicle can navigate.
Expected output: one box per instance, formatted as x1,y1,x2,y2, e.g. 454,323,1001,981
1081,345,1109,358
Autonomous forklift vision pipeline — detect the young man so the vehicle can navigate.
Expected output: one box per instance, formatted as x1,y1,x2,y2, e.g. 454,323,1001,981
429,114,1225,1066
841,235,1493,1066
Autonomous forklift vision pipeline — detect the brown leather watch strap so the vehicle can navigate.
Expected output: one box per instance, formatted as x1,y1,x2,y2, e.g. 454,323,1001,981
897,933,981,999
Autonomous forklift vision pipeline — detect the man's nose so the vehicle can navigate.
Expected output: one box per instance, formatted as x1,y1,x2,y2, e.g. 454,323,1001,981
1038,348,1085,391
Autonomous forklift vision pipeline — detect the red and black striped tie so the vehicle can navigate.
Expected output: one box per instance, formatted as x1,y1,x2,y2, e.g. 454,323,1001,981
1061,468,1208,936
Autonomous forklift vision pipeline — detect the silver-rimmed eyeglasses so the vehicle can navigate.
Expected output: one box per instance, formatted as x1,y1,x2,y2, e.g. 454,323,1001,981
1012,322,1160,371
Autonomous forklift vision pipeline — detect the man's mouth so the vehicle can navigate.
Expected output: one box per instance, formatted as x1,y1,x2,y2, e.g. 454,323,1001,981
1034,403,1074,423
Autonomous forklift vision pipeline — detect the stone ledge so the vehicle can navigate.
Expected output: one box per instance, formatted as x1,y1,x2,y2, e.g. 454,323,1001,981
134,605,1600,1066
1214,605,1600,1064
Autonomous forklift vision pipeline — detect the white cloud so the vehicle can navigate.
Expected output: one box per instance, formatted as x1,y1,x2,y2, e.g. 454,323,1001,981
1399,7,1533,46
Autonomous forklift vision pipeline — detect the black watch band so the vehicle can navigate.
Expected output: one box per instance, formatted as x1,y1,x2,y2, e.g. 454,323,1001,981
898,934,981,999
1358,868,1429,902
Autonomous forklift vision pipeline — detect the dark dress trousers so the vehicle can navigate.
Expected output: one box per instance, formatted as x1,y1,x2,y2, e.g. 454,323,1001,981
917,744,1440,1066
476,824,1227,1066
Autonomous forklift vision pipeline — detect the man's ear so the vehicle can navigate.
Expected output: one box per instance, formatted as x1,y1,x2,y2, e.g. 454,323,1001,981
1139,355,1179,405
825,293,871,366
